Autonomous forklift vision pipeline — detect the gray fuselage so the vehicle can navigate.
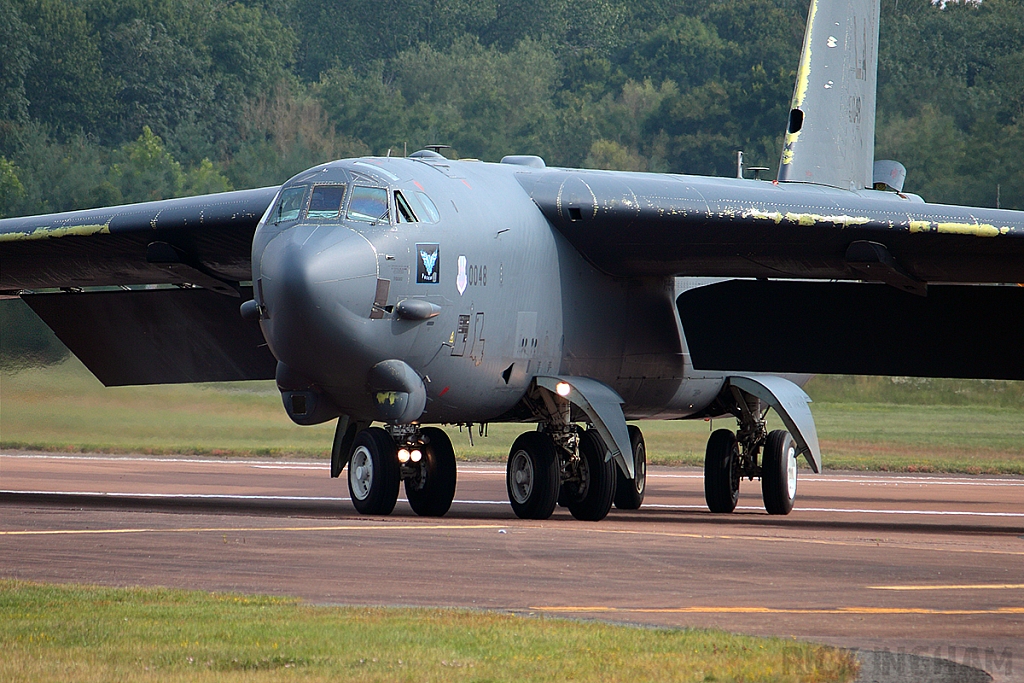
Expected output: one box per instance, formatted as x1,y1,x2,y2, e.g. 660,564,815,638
252,155,730,425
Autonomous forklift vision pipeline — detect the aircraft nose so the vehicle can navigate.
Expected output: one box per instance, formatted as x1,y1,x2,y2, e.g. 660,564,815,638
261,224,378,317
258,224,378,375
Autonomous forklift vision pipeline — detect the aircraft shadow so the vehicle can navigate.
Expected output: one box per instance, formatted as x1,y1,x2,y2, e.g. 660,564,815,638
2,491,1020,538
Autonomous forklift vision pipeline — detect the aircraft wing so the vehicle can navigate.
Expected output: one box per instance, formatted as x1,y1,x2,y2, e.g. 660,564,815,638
0,187,280,385
516,169,1024,286
0,187,279,292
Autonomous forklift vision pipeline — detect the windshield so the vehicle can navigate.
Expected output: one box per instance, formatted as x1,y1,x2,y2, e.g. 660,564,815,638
347,186,389,222
273,185,307,223
307,184,346,219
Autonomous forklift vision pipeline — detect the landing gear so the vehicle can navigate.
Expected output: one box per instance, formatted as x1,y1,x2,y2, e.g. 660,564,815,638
761,429,797,515
509,425,626,522
348,427,401,515
704,429,740,513
701,386,799,515
614,425,646,510
506,431,560,519
405,427,457,517
342,422,457,517
561,429,616,521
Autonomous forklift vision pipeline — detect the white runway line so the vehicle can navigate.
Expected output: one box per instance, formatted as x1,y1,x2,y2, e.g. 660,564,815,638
3,490,1023,517
799,476,1024,487
641,503,1024,517
2,489,350,502
250,465,325,470
0,453,327,467
3,454,1022,486
0,489,507,507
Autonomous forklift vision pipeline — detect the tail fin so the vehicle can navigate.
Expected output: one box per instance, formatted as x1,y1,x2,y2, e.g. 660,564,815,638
778,0,880,190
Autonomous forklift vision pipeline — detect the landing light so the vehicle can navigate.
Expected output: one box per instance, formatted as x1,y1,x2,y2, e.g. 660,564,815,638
398,448,411,463
556,382,571,397
410,449,423,463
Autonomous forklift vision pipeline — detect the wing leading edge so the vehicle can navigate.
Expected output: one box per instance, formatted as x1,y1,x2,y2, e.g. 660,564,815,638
0,186,279,292
515,168,1024,287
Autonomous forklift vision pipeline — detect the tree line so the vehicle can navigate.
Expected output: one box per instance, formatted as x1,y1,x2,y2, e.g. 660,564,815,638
1,0,1023,218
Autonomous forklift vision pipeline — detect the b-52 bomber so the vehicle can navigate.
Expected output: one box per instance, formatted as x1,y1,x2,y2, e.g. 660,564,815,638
3,0,1024,522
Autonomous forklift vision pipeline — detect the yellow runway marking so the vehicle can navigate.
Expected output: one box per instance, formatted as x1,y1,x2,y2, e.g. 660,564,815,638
531,606,1024,616
576,526,1024,557
0,524,504,536
870,583,1024,591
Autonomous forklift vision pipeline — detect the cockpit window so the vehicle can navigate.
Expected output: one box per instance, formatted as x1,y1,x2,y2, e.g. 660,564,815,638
407,191,440,223
395,191,417,223
307,184,346,219
273,185,307,224
348,186,389,223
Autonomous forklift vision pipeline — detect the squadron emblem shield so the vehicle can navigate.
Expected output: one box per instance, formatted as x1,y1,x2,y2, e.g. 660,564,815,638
416,243,439,284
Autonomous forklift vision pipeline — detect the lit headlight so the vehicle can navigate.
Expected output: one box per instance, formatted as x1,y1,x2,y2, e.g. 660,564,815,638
398,448,411,463
410,449,423,463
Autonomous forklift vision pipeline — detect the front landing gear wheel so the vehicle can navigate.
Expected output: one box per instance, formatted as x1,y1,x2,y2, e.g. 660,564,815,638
348,427,401,515
704,429,740,513
506,432,560,520
614,425,646,510
405,427,457,517
762,429,797,515
564,430,616,521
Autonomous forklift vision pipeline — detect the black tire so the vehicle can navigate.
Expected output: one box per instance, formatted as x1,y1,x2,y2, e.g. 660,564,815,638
704,428,740,513
347,427,401,515
557,485,572,508
761,429,797,515
506,431,560,520
405,427,458,517
614,425,647,510
564,430,616,521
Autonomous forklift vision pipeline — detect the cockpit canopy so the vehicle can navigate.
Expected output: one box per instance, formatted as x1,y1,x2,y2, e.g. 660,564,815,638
268,167,440,228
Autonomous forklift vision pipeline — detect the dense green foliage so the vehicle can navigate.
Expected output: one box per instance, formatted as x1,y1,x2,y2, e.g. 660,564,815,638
1,0,1023,216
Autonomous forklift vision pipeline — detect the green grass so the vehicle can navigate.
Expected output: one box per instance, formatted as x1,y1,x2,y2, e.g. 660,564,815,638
2,358,1023,474
0,581,857,683
0,357,336,457
803,374,1024,407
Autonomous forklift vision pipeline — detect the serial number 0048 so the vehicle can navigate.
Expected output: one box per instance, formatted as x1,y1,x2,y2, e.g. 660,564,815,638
468,264,487,286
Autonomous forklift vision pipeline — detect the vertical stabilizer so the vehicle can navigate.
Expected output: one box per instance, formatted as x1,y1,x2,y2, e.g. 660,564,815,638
778,0,880,190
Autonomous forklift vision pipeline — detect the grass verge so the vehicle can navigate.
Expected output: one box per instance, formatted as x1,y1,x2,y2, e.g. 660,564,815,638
0,580,857,683
2,359,1023,474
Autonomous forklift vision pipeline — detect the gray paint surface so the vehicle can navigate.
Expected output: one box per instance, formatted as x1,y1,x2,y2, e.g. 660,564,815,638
779,0,879,189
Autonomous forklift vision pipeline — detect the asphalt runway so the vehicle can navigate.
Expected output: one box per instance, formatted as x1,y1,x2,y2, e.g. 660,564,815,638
2,451,1022,681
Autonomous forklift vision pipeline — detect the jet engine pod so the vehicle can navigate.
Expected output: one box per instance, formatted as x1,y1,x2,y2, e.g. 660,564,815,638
367,359,427,424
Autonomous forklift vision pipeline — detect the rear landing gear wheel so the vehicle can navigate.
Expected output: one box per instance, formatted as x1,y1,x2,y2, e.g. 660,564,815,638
761,429,797,515
348,427,401,515
704,429,740,513
405,427,457,517
506,431,560,520
614,425,646,510
563,430,616,521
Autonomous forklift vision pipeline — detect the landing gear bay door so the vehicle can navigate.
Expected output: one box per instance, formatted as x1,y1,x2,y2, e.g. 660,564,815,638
535,376,635,478
728,375,821,473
